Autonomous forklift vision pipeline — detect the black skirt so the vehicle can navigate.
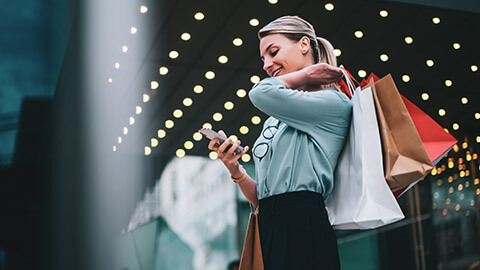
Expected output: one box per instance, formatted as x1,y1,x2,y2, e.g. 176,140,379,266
258,190,341,270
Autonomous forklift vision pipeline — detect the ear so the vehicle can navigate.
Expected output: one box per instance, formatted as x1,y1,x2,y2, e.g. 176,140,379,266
299,36,311,55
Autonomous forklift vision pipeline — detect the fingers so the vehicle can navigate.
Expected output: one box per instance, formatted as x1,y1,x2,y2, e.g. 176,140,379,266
208,138,219,150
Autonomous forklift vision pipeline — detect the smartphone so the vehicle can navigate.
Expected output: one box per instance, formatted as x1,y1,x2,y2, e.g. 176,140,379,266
198,128,245,154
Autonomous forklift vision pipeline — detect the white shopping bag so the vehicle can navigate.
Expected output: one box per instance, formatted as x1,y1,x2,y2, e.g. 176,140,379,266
325,76,404,230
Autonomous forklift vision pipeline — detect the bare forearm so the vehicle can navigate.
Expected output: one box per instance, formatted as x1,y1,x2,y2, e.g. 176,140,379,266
276,69,308,90
236,175,259,207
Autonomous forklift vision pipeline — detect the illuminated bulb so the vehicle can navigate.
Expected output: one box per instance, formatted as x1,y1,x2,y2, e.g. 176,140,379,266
193,85,204,94
249,18,259,26
151,81,159,89
445,80,452,87
460,171,465,178
213,112,223,121
181,32,191,41
442,209,447,215
233,38,243,46
169,50,179,59
426,60,434,67
333,49,341,57
379,10,388,17
358,70,367,78
475,113,480,119
173,109,183,118
224,101,234,110
453,43,461,50
158,129,166,138
114,63,120,69
205,71,215,79
118,137,122,144
113,146,116,152
130,27,137,34
432,17,440,24
236,89,247,98
184,141,194,150
268,0,278,4
461,97,468,104
183,98,193,106
218,55,228,64
477,136,480,143
203,123,212,129
444,128,449,133
354,31,364,38
404,36,413,44
229,135,238,141
402,75,410,82
136,106,142,114
380,54,389,62
145,147,151,155
151,138,158,147
193,132,202,141
123,127,128,135
239,126,249,134
242,154,251,162
194,12,205,20
421,93,429,100
159,67,169,75
209,151,218,160
108,77,113,83
438,109,446,116
176,149,185,157
325,3,334,11
165,120,174,129
140,5,148,13
471,65,478,72
250,75,260,83
122,46,128,53
143,94,150,103
251,116,261,125
129,117,135,125
448,187,454,193
452,123,459,130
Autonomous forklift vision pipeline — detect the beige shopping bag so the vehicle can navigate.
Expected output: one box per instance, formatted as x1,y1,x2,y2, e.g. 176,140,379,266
238,205,263,270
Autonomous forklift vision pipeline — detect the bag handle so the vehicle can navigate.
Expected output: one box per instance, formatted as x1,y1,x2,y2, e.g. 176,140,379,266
249,203,259,214
339,65,358,97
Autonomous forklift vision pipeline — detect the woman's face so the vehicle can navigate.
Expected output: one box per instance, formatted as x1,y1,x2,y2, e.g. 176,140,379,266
259,33,313,78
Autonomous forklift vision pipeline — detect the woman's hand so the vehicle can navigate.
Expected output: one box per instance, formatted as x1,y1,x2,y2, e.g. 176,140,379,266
208,130,250,178
303,63,343,86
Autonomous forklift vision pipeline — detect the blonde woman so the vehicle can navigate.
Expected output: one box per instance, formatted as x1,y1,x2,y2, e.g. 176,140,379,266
208,16,351,269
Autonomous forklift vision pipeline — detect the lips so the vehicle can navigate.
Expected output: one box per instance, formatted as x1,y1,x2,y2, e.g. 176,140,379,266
272,68,282,77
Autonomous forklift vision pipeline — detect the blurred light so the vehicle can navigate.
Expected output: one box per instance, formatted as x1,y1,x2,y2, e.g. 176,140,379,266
194,85,204,94
250,75,260,83
181,32,191,41
184,141,194,150
354,31,364,38
229,135,238,141
449,187,454,193
205,71,215,79
136,106,142,114
203,123,212,129
140,5,148,13
452,123,459,130
209,151,218,160
123,127,128,135
251,116,261,125
436,180,442,186
113,146,116,152
426,59,434,67
151,81,159,89
402,75,410,82
118,137,122,144
472,65,478,72
268,0,278,4
239,126,249,134
477,189,480,195
218,55,228,64
475,113,480,119
431,168,437,175
475,178,480,185
380,54,389,62
432,17,440,24
165,120,174,129
145,147,151,155
176,149,186,157
143,94,150,102
445,80,452,87
466,154,472,161
224,101,234,110
358,70,367,78
446,198,451,205
461,97,468,104
169,51,179,59
448,176,453,182
129,117,135,125
158,129,166,138
151,138,158,147
438,109,446,116
453,43,461,50
444,128,449,133
421,93,429,100
333,49,341,57
325,3,334,11
448,161,454,168
122,46,128,53
236,89,247,98
379,10,388,17
108,77,113,83
114,63,120,69
233,38,243,46
455,204,461,211
404,36,413,44
442,209,447,215
242,154,251,162
249,18,259,26
476,136,480,143
213,112,223,121
473,153,478,159
194,12,205,20
130,27,137,34
459,184,464,191
183,98,193,107
173,109,183,118
193,132,202,141
159,67,169,75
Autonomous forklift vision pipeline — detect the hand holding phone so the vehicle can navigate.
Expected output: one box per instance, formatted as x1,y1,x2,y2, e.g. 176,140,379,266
198,128,245,155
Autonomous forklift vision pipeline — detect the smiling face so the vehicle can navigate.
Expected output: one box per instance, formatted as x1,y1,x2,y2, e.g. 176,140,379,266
259,33,314,77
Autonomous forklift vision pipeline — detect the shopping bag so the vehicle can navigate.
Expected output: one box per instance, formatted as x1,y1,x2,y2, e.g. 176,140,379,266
326,77,404,230
369,74,434,193
238,205,263,270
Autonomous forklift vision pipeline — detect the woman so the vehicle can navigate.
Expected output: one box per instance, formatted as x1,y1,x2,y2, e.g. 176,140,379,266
208,16,352,270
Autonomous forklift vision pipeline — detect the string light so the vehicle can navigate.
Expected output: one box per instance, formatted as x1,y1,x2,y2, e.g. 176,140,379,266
151,138,158,147
325,3,334,11
268,0,278,4
194,85,204,94
183,98,193,106
113,146,117,152
239,126,249,134
380,54,389,62
205,71,215,79
224,101,234,110
233,38,243,46
432,17,440,24
236,89,247,98
203,123,212,129
145,147,151,155
421,93,429,100
108,78,113,83
140,5,148,13
151,81,159,89
122,46,128,53
354,31,364,38
118,137,122,144
229,135,238,141
475,113,480,119
184,141,194,150
173,109,183,118
130,27,137,34
250,75,260,83
194,12,205,20
471,65,478,72
438,109,446,116
181,33,191,41
143,94,150,103
213,113,223,121
129,117,135,125
136,106,142,114
176,149,186,157
445,80,452,87
193,132,202,141
159,67,169,75
379,10,388,17
334,49,342,57
358,70,367,78
114,63,120,69
453,43,461,50
461,97,468,104
426,60,434,67
123,127,128,135
241,154,251,162
249,18,259,26
251,116,261,125
402,75,410,82
165,120,174,129
169,51,179,59
218,55,228,64
452,123,459,130
158,129,166,138
404,36,413,44
209,151,218,160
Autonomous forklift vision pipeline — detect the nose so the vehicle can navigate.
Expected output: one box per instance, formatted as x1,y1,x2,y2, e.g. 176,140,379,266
263,58,273,73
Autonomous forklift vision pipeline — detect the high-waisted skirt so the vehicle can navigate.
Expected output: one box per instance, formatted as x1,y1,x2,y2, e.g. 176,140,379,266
258,190,341,270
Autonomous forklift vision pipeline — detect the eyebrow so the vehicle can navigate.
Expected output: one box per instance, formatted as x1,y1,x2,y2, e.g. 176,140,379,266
260,43,275,60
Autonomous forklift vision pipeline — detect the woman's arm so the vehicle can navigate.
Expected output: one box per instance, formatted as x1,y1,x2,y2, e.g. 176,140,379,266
276,63,343,90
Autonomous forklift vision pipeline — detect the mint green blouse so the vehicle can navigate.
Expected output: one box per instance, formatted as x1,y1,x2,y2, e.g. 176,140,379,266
248,77,352,200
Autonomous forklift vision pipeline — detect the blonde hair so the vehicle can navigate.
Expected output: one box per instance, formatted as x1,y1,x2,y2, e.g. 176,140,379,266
258,16,338,89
